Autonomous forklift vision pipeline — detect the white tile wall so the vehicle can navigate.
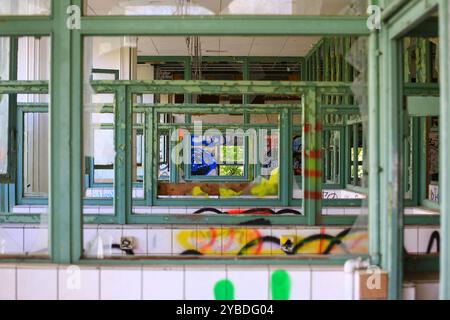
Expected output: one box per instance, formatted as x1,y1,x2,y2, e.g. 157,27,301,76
404,227,418,254
147,228,172,256
23,227,48,255
415,282,439,300
97,226,123,257
12,206,31,214
29,206,48,214
1,264,440,301
132,207,152,214
58,267,100,300
100,267,142,300
13,205,440,217
311,269,346,300
185,267,227,300
0,266,16,300
143,267,184,300
17,266,58,300
0,227,24,254
227,267,269,300
403,283,416,300
83,227,99,258
1,223,440,259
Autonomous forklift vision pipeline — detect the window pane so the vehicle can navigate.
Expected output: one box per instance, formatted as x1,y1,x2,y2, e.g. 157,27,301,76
0,38,9,176
191,133,245,178
86,0,368,16
83,97,116,202
0,93,7,176
156,112,280,200
17,36,51,81
0,0,50,15
23,112,49,197
1,38,50,259
323,130,341,185
93,129,114,184
132,113,145,200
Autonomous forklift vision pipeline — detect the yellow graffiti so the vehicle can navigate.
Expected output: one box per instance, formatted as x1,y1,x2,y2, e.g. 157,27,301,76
176,228,368,256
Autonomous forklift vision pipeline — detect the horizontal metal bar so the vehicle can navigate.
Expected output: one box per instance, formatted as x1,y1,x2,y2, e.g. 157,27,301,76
404,83,440,96
404,215,440,226
17,103,49,108
0,17,52,35
0,81,49,94
77,255,369,266
404,254,439,273
0,258,50,263
1,213,439,226
138,103,299,110
318,216,359,225
80,16,370,36
157,124,277,130
0,214,43,224
138,56,303,63
91,80,354,95
321,105,361,114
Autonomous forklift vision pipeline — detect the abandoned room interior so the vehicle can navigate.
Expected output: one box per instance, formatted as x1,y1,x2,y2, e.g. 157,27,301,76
0,0,449,300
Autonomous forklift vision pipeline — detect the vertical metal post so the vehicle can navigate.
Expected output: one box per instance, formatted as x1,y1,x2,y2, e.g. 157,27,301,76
70,0,83,262
280,109,291,206
303,88,322,225
185,56,192,105
324,130,329,183
145,107,154,206
368,15,381,265
114,85,131,224
3,37,18,213
352,124,358,186
243,58,250,105
439,0,450,300
50,0,73,263
380,31,404,300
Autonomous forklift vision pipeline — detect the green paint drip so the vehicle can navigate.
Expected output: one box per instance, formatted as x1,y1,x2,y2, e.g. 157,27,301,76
271,270,291,300
214,279,235,300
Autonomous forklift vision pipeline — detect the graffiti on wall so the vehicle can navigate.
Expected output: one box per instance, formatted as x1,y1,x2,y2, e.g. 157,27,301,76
177,227,368,256
193,208,302,215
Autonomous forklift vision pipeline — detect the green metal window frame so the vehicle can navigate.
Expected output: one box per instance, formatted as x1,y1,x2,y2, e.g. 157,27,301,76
0,37,16,184
377,0,447,299
162,112,257,184
0,0,445,283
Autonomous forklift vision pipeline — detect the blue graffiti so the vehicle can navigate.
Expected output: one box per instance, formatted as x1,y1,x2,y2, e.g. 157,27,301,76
191,135,224,176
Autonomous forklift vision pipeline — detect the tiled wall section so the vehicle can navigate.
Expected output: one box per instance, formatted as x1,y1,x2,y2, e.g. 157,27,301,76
5,225,368,257
0,224,439,257
0,265,324,300
0,264,439,300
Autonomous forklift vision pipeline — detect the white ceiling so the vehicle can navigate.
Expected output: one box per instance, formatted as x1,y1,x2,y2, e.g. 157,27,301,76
87,0,363,57
86,0,362,16
136,36,321,57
